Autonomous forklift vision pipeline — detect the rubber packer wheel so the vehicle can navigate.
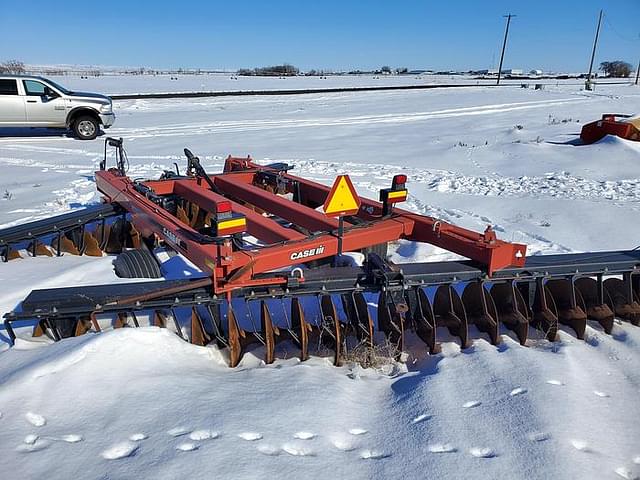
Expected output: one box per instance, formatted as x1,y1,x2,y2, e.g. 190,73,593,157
113,249,162,279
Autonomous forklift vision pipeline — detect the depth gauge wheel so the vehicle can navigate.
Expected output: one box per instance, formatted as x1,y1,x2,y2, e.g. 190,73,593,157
113,249,162,279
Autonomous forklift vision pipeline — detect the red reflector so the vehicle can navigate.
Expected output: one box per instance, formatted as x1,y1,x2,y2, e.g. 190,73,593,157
216,200,232,213
393,174,407,185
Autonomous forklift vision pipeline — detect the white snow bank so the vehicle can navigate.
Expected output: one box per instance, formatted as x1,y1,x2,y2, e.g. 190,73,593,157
0,324,637,479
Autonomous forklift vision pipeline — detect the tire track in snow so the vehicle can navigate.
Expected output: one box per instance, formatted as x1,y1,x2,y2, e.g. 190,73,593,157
103,97,587,139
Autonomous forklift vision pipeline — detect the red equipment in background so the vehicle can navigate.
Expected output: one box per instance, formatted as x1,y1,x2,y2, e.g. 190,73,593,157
580,114,640,144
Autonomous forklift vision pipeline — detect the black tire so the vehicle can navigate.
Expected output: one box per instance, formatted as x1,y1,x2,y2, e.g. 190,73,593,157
113,249,162,279
72,115,99,140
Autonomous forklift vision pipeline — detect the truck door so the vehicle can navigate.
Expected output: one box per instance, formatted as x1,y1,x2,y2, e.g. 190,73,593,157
0,79,26,124
22,79,67,126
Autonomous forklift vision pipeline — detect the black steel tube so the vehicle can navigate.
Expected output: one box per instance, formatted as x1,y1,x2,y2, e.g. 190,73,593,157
3,320,16,344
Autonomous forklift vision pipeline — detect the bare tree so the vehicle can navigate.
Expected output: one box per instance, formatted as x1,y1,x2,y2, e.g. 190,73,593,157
0,59,25,74
599,61,632,78
237,64,300,76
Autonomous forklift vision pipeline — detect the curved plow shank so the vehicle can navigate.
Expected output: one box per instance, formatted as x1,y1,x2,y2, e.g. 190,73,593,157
82,231,103,257
490,282,530,345
546,279,587,339
53,234,80,256
102,218,139,254
35,317,77,339
341,291,374,348
190,306,211,347
432,285,470,348
377,290,407,358
461,282,500,345
405,287,438,354
531,280,559,341
319,294,343,366
58,318,77,338
2,246,23,261
114,312,130,329
32,319,58,341
227,306,243,368
27,240,53,257
74,316,93,337
153,310,168,328
574,277,614,333
290,297,310,361
98,223,116,252
72,312,103,337
223,301,273,366
604,277,640,325
260,301,277,364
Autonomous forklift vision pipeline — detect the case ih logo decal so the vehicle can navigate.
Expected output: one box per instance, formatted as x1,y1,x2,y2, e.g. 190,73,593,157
290,245,325,261
162,227,187,250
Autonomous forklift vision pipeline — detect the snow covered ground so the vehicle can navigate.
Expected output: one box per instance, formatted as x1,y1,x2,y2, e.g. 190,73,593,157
42,72,629,96
37,72,604,96
0,79,639,479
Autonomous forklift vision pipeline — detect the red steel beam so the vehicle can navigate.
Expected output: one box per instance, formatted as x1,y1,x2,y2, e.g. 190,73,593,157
172,181,307,244
214,175,340,232
227,217,410,284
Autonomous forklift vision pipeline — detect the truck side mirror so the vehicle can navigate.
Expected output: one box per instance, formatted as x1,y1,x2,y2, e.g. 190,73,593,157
44,87,59,99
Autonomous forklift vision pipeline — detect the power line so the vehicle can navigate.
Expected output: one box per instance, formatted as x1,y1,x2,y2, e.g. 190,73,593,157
602,14,640,43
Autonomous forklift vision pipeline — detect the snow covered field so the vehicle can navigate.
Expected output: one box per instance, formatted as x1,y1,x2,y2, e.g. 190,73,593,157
43,72,626,96
0,79,639,479
52,72,477,95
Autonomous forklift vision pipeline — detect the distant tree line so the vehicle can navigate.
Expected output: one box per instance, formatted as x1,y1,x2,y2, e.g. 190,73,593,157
599,61,632,78
238,64,300,76
0,59,25,74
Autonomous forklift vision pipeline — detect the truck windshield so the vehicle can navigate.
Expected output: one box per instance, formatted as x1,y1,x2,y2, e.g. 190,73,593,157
44,79,72,95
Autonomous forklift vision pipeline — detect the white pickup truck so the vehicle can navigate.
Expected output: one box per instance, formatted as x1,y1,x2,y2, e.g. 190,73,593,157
0,75,115,140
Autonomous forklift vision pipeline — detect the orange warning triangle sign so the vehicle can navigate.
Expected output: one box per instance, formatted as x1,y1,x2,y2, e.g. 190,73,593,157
323,175,361,217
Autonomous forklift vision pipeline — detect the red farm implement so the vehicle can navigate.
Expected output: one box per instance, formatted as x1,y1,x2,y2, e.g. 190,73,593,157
2,138,639,366
580,113,640,144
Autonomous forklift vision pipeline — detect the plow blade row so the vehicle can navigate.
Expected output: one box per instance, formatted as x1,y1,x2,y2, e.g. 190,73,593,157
5,251,639,367
0,204,143,261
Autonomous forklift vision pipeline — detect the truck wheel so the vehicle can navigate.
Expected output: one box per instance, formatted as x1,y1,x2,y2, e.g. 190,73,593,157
73,115,99,140
113,249,162,279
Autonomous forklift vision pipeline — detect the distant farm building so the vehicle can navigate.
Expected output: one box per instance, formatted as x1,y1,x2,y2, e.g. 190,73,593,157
501,69,523,75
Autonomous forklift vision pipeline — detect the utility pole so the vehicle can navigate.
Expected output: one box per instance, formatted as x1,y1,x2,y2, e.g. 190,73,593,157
586,9,603,91
496,14,515,86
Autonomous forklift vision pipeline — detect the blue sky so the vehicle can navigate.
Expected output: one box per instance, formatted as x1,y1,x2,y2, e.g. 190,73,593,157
1,0,638,72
